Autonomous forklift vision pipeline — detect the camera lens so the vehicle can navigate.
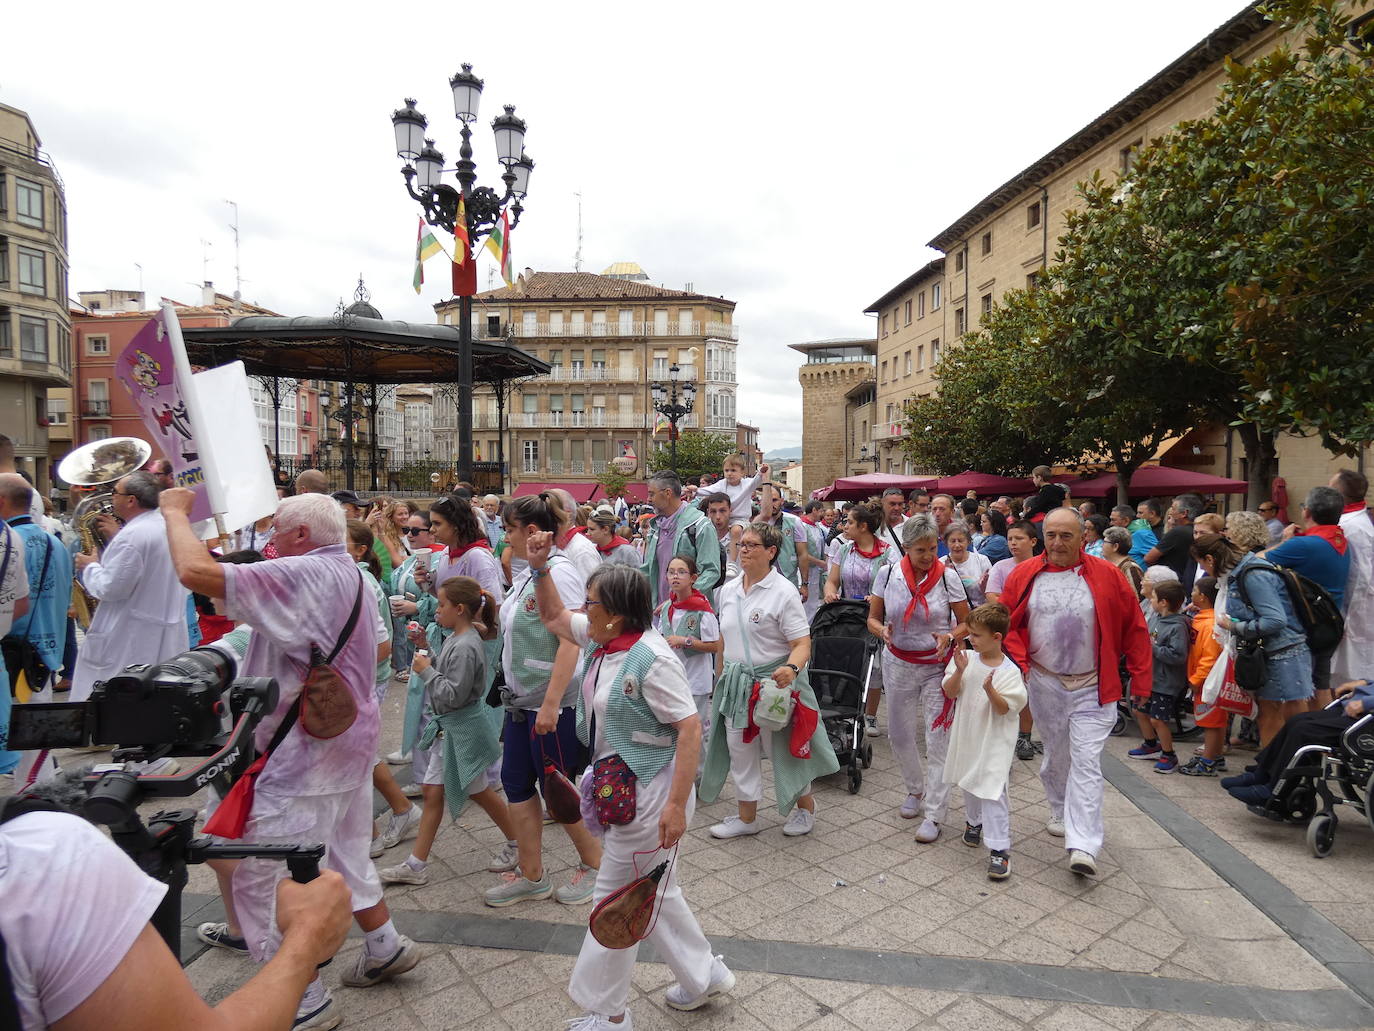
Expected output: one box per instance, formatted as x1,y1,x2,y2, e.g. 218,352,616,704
155,648,235,693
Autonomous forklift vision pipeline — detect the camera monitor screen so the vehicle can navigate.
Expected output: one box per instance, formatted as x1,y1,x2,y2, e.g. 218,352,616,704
9,703,87,750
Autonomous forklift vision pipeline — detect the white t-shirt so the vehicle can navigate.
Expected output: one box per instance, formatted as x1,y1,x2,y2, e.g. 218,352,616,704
560,531,602,582
568,614,698,760
717,471,764,521
717,567,809,667
985,556,1022,599
949,552,992,607
0,811,167,1030
0,524,31,637
943,654,1028,799
873,562,965,651
1028,568,1097,675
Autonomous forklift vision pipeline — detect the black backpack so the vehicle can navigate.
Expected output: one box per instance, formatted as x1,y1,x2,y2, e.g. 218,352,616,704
683,521,728,591
1234,560,1345,654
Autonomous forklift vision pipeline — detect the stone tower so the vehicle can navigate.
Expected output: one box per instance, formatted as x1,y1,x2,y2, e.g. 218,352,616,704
791,339,876,497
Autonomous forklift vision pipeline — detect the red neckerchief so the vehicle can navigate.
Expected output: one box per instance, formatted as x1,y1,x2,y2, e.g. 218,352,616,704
801,516,818,526
590,630,642,662
1343,502,1367,515
1299,524,1347,555
900,555,945,625
447,539,493,559
1043,559,1084,573
668,589,714,623
558,527,585,549
596,535,631,555
855,538,887,560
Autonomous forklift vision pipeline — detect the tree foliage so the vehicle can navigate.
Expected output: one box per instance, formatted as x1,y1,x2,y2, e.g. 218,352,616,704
647,430,736,485
596,466,630,498
903,0,1374,505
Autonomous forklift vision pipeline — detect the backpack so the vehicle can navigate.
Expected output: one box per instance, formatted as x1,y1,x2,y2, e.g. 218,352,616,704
683,521,728,591
1233,560,1344,654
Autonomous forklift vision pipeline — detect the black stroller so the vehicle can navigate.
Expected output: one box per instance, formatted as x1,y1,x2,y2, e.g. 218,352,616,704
808,600,875,794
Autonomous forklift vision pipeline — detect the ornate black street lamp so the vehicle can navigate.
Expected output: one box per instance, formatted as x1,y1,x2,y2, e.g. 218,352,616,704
650,364,696,474
858,444,880,470
391,64,534,486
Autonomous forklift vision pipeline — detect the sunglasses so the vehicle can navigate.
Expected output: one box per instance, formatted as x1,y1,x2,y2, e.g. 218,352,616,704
404,527,427,536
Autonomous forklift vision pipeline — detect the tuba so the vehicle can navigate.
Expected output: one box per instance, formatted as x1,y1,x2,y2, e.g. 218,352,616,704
58,437,152,629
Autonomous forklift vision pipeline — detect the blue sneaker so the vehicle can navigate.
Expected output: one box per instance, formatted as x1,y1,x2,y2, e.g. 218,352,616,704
1128,741,1161,760
1154,753,1179,774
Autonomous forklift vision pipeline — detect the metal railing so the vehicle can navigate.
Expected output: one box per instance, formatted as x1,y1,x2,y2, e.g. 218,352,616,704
82,399,111,416
512,320,738,341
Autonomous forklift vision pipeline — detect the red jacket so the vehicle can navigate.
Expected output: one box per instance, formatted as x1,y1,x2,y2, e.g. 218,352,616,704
999,553,1152,705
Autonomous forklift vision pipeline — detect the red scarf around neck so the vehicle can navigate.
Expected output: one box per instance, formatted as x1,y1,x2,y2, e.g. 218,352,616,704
448,538,492,560
854,538,887,560
596,535,631,555
668,589,714,623
1301,524,1348,555
591,630,643,662
1343,502,1366,515
900,555,945,625
801,516,818,526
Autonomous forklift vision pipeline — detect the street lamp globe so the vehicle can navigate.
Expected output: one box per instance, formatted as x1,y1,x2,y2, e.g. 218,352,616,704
450,63,484,123
491,105,526,166
683,381,697,408
651,382,665,405
511,152,534,198
391,99,428,160
415,140,445,190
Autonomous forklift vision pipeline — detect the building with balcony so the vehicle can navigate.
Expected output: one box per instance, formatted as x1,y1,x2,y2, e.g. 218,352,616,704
1,103,71,493
435,268,738,486
790,339,876,496
864,258,944,475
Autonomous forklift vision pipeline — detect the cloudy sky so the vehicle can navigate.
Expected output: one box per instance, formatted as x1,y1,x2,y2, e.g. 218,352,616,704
6,0,1248,450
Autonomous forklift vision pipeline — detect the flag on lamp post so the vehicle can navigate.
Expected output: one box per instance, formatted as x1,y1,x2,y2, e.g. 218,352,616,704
484,206,514,286
452,195,476,296
413,218,446,294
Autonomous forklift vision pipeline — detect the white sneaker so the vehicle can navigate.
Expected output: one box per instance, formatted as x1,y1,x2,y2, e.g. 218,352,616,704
566,1013,634,1031
1069,850,1098,877
914,818,940,844
379,804,423,849
487,840,519,873
340,935,421,987
666,954,735,1011
385,749,411,764
379,861,429,886
782,806,815,837
898,794,923,819
1046,815,1066,838
293,995,341,1030
864,714,885,738
709,816,761,839
401,781,423,798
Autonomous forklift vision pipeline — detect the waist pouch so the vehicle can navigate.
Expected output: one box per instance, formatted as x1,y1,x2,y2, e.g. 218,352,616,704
592,753,637,826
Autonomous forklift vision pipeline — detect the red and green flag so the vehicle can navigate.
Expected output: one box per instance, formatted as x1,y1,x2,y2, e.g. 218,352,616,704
413,218,446,293
484,206,514,286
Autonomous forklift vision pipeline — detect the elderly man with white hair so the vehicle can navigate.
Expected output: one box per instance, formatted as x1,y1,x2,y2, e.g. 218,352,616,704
162,488,417,1028
997,508,1152,877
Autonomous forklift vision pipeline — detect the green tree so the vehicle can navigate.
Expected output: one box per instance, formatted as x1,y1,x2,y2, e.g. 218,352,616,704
597,466,630,500
647,431,735,485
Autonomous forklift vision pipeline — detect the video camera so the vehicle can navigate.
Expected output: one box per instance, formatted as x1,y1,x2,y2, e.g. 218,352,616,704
10,647,325,959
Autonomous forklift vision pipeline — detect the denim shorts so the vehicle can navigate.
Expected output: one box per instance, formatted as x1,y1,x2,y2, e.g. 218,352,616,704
500,706,588,804
1258,643,1314,703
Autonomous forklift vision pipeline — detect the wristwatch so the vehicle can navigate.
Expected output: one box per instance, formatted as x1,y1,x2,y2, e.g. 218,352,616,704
782,663,800,674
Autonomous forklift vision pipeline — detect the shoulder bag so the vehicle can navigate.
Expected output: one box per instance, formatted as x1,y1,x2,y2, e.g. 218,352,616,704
735,601,794,733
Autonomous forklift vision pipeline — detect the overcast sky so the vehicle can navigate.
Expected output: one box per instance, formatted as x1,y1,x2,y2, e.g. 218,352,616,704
5,0,1249,451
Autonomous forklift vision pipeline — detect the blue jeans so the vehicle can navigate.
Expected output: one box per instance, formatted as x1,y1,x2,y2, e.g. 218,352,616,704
0,665,17,774
1259,643,1313,702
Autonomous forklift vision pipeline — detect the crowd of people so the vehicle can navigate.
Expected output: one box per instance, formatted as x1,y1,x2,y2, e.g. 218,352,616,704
1,437,1371,1031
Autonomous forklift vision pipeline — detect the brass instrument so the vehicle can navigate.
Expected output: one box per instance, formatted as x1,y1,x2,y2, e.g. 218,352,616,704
58,437,152,628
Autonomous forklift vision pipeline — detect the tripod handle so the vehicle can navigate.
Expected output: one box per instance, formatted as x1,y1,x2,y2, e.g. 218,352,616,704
287,854,321,883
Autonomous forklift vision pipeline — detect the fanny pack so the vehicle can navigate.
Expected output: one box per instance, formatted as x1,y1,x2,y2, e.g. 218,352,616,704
204,574,364,839
592,753,637,827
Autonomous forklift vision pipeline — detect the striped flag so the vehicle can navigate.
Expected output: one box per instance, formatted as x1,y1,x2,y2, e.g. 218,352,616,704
413,218,446,293
484,206,514,285
452,194,477,296
652,412,671,436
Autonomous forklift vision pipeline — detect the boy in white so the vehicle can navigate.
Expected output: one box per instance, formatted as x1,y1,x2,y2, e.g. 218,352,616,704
717,456,770,532
942,602,1028,881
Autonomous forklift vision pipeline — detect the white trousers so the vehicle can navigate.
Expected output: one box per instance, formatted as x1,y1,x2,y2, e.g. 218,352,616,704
568,776,713,1016
232,782,383,964
963,788,1011,852
1026,670,1115,857
881,652,950,823
724,726,811,805
694,695,712,775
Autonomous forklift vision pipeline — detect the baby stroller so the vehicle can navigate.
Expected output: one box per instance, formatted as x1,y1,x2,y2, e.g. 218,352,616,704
808,600,874,794
1248,700,1374,857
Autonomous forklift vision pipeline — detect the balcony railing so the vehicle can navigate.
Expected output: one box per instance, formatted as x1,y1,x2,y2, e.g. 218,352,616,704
871,422,905,441
82,399,111,416
511,320,738,341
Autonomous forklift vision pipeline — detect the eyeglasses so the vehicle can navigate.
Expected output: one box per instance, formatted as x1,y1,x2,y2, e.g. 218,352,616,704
584,598,603,608
404,527,426,536
738,541,766,552
111,489,130,497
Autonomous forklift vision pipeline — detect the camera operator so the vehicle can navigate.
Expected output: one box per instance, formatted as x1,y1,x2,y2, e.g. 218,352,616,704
160,489,417,1029
0,804,352,1031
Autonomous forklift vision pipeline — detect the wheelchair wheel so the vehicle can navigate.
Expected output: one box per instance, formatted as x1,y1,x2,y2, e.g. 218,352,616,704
1284,784,1318,823
848,767,862,794
1306,812,1337,858
1366,771,1374,834
1111,711,1127,736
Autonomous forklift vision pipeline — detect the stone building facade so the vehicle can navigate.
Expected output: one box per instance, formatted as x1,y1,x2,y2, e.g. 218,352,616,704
790,339,875,497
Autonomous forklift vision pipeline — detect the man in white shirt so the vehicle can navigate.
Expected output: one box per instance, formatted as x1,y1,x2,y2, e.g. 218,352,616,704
879,489,907,552
161,489,417,1028
0,507,30,788
1331,469,1374,693
70,472,189,706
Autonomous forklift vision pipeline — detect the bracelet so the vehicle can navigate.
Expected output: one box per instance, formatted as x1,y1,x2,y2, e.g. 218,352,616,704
531,566,549,580
783,663,800,674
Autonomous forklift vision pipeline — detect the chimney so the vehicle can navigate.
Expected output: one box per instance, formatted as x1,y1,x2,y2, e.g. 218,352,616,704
202,280,216,307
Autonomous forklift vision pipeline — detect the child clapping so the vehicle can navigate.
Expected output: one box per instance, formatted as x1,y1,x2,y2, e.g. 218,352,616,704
941,603,1027,881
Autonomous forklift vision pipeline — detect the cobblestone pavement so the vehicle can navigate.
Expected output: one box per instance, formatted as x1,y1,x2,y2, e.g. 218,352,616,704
165,689,1374,1031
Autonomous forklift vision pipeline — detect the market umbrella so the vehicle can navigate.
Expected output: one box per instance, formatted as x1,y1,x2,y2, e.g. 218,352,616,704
1069,466,1250,499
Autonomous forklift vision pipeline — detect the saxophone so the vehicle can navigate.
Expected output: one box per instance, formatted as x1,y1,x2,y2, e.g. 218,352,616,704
71,492,120,629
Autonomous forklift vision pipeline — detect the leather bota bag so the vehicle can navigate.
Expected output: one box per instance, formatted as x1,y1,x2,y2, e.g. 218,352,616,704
300,575,365,739
588,859,670,949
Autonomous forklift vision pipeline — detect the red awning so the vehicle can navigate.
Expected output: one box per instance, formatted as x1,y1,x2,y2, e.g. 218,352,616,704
511,481,605,504
928,471,1036,496
825,473,938,502
1068,466,1250,499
